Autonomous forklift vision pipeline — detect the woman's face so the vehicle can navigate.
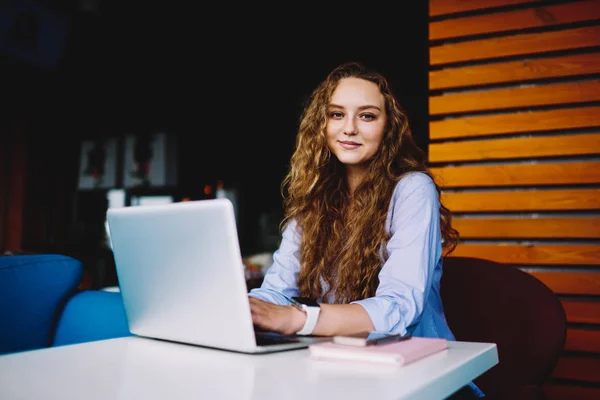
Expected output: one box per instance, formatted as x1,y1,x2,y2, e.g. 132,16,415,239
326,77,387,170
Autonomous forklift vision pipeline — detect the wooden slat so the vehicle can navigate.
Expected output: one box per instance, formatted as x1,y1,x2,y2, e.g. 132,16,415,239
561,300,600,324
565,328,600,353
552,356,600,383
544,383,600,400
450,244,600,266
431,1,600,40
432,161,600,188
429,133,600,162
430,52,600,90
529,271,600,295
430,106,600,140
430,80,600,115
452,217,600,239
431,25,600,65
441,189,600,212
430,0,533,17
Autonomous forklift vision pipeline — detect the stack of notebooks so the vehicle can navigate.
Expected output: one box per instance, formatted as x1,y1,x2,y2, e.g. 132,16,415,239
309,336,448,366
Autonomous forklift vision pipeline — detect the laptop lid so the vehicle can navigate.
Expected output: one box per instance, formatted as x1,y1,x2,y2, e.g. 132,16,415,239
107,198,301,353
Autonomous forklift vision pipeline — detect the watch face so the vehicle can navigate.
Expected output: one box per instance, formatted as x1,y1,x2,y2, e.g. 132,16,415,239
291,297,320,307
288,298,305,312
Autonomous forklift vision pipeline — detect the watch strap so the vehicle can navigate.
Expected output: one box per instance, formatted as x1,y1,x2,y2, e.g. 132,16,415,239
296,305,320,335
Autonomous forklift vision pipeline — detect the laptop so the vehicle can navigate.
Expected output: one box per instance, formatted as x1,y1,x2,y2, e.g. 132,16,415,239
106,198,328,353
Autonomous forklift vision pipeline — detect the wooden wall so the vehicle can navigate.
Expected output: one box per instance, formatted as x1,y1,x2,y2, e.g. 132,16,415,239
428,1,600,398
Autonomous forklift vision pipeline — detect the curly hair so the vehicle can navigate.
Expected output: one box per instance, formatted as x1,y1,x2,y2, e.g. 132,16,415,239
280,61,458,304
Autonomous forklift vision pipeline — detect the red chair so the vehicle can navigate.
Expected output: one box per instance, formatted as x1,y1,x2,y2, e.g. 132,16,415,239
441,256,567,400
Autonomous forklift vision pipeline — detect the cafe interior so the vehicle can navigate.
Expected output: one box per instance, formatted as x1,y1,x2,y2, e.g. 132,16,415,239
1,1,599,399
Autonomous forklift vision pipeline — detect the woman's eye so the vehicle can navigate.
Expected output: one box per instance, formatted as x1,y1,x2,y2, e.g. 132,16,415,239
330,112,344,118
361,114,375,121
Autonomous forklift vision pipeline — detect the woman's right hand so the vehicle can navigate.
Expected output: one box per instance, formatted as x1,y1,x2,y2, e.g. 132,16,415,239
249,297,306,335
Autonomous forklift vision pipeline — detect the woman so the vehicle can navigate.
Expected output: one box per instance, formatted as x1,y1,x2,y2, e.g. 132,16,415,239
249,60,457,336
250,59,479,377
248,62,483,398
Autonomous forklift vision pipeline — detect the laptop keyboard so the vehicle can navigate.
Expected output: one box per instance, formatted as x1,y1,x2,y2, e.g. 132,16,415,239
254,330,332,347
255,331,302,346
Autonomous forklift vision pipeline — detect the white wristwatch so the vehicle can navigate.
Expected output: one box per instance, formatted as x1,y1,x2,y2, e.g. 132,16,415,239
290,297,321,336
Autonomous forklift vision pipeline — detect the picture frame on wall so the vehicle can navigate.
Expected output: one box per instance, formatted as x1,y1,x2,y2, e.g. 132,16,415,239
122,132,177,188
77,138,118,190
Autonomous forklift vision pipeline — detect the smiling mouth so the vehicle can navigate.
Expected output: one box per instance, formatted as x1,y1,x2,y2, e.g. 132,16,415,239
339,141,361,150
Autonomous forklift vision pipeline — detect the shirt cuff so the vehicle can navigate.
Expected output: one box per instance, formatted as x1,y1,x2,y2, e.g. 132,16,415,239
351,296,407,335
248,288,292,306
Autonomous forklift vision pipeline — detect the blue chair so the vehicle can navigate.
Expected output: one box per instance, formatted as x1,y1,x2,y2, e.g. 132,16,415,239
52,290,132,347
0,254,82,355
0,253,133,355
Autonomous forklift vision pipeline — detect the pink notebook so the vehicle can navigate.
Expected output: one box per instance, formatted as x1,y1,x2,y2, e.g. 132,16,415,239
309,336,448,366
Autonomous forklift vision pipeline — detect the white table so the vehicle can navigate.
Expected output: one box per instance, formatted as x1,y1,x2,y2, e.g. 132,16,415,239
0,337,498,400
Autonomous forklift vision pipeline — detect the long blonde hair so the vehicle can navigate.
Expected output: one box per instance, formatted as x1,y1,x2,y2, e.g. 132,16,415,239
281,62,458,303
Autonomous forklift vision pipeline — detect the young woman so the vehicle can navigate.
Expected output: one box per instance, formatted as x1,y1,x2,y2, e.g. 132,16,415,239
248,62,483,398
249,60,457,335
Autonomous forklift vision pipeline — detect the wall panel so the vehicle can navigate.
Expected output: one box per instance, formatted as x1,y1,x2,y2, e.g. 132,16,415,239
453,217,600,239
442,189,600,211
430,0,534,17
430,80,600,115
430,106,600,140
429,133,600,162
561,300,600,324
430,0,600,40
429,1,600,397
430,53,600,90
431,25,600,65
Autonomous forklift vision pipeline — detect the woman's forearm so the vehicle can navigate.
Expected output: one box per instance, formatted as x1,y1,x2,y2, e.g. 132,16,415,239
312,303,375,336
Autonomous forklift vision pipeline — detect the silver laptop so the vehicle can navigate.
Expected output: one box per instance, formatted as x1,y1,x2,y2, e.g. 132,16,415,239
106,198,327,353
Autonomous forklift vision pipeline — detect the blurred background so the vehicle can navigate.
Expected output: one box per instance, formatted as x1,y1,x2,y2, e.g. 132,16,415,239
2,1,600,397
0,0,430,264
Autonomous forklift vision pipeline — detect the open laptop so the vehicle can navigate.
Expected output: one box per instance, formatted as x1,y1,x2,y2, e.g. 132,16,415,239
106,198,328,353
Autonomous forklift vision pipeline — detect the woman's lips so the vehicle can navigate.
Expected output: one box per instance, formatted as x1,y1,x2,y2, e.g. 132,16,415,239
339,141,361,150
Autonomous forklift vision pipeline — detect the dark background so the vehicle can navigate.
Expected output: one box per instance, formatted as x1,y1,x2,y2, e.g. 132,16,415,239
2,1,429,271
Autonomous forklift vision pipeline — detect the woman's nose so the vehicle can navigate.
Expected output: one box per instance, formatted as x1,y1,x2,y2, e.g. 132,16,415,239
343,118,358,135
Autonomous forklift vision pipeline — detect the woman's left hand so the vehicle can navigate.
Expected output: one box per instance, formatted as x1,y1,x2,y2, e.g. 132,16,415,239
249,297,306,335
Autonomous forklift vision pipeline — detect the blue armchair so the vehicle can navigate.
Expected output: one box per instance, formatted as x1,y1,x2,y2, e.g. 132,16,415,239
52,290,132,347
0,254,132,356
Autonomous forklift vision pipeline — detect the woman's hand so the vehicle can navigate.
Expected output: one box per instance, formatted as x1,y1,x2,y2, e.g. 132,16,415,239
249,297,306,335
